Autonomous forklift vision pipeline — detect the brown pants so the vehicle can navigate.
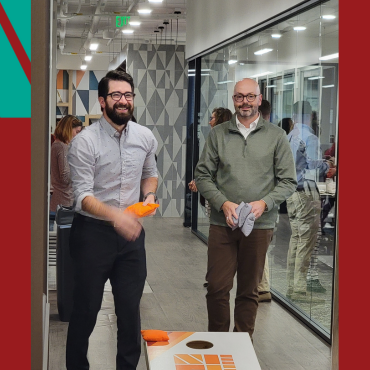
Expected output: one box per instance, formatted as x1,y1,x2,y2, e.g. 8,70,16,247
206,225,273,336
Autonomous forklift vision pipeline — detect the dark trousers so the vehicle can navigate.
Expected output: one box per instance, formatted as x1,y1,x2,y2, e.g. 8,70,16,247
66,215,147,370
206,225,273,336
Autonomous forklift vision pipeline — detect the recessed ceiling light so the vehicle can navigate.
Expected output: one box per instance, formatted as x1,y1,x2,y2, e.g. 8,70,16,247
148,0,163,2
322,84,335,88
266,85,277,88
89,41,98,51
284,81,295,85
138,7,152,14
293,26,306,31
271,34,281,39
250,71,273,78
129,16,141,26
217,80,234,85
319,53,338,60
80,62,87,70
228,55,238,65
308,76,325,80
254,48,273,55
322,15,336,20
84,51,92,61
122,28,134,34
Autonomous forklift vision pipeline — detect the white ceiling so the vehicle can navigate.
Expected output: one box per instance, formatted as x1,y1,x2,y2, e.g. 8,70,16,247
57,0,187,60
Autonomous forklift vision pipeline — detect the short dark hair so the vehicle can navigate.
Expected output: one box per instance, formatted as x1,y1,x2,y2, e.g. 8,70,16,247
98,70,135,99
259,99,271,119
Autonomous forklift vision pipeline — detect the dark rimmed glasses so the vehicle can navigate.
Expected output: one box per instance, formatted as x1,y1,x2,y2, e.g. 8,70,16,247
107,92,136,101
233,93,260,102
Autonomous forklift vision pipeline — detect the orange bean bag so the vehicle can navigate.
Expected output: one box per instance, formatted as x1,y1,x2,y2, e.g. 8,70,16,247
141,329,169,342
123,202,159,218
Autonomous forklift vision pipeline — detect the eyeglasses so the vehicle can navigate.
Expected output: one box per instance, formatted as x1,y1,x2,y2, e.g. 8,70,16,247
233,93,260,102
107,91,136,101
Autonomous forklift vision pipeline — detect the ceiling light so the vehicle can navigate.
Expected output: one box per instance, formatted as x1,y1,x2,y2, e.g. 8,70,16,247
217,80,234,85
122,27,134,34
188,74,195,77
148,0,163,2
322,15,336,20
89,39,98,50
80,61,87,70
293,26,306,31
319,53,338,60
250,71,273,78
84,51,92,61
284,81,295,85
129,16,141,26
266,85,277,88
228,55,238,65
254,48,273,55
138,3,152,14
271,34,281,38
188,69,195,72
322,84,335,88
308,76,325,80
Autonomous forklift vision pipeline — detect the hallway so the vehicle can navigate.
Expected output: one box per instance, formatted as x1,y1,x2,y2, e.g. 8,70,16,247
48,217,331,370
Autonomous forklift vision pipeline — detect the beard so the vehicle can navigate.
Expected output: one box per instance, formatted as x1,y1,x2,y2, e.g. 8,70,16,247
236,103,259,118
105,100,134,126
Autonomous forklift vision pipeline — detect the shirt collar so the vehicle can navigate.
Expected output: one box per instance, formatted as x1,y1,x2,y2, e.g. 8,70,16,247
236,113,260,130
100,115,130,138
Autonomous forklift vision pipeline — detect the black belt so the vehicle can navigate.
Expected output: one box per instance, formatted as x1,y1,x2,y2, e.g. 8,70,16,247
74,213,112,227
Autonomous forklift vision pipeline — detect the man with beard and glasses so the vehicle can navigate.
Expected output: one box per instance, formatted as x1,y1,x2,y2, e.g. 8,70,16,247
66,70,158,370
195,78,296,339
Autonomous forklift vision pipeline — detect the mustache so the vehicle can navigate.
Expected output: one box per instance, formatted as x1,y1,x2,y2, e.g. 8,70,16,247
114,103,130,109
240,104,253,109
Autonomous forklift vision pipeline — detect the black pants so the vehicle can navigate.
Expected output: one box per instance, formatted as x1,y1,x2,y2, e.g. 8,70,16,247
66,215,146,370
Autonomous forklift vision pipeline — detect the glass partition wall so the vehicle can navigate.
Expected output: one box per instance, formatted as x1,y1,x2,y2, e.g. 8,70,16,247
187,0,338,341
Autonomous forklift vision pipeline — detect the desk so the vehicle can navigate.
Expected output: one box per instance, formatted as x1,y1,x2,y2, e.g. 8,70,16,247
145,331,261,370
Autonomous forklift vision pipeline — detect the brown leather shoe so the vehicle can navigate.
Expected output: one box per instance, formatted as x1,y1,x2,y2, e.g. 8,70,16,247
258,291,272,302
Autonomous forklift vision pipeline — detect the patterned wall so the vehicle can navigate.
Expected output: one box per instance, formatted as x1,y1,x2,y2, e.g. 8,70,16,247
56,43,188,217
127,44,188,217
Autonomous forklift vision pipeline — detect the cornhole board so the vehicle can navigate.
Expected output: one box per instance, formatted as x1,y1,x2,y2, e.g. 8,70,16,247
144,331,261,370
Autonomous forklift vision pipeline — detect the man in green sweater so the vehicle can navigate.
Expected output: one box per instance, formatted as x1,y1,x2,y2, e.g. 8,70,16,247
195,78,297,338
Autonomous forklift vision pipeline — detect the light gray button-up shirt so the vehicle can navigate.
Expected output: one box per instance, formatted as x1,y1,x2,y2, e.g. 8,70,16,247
68,116,158,219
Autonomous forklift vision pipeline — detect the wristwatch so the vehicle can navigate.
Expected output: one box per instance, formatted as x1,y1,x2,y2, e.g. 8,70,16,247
143,192,159,204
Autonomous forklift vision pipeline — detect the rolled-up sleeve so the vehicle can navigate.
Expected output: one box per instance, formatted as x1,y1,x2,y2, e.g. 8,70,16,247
67,135,96,212
141,134,158,179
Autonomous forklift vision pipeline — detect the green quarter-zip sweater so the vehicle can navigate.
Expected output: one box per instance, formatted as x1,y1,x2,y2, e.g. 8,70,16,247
194,114,297,229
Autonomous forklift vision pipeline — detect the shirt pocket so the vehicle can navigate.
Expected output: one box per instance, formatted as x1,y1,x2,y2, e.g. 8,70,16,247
124,152,146,179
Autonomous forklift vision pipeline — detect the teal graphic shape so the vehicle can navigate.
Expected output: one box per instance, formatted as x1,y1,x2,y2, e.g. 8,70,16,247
0,1,30,117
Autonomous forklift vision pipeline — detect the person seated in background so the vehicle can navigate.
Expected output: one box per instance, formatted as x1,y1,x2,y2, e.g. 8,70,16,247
50,115,83,215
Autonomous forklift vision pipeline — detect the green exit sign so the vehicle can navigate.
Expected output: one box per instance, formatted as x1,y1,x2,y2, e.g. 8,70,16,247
116,16,130,27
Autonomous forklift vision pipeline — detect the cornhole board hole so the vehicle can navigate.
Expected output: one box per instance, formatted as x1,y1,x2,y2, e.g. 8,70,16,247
144,331,261,370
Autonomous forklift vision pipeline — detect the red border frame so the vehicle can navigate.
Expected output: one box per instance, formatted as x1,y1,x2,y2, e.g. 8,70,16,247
339,0,369,367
